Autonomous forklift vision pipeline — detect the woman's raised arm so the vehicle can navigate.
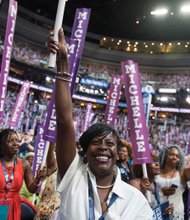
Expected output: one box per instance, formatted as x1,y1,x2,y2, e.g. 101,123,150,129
48,28,76,179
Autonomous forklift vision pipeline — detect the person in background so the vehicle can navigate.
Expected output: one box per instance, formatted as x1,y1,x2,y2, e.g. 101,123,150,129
155,145,190,219
0,129,46,220
129,151,173,217
116,139,134,183
34,142,60,220
18,132,34,158
48,28,152,219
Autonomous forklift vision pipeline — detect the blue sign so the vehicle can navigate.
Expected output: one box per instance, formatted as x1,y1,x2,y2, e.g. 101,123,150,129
80,78,108,88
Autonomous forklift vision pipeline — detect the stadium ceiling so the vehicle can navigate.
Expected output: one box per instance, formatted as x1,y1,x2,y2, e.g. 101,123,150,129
17,0,190,41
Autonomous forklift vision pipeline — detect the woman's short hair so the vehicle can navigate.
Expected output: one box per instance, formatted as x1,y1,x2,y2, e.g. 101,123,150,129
159,145,185,170
79,123,120,156
118,139,133,160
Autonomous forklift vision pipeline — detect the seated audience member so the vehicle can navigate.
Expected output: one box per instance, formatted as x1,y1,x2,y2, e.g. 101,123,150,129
34,142,60,220
48,28,153,219
116,139,134,183
0,129,46,220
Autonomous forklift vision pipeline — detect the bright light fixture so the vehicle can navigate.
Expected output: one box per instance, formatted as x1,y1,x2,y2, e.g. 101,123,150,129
186,96,190,104
151,8,168,16
160,97,169,102
158,88,177,94
181,4,190,13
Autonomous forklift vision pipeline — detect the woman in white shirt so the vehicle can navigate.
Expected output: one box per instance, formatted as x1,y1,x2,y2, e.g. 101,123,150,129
48,28,152,220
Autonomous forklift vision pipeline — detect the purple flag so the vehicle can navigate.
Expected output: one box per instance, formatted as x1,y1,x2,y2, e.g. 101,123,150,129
104,75,122,126
32,125,47,190
70,8,91,94
121,60,151,164
9,81,30,128
83,103,92,132
0,0,17,122
43,40,78,142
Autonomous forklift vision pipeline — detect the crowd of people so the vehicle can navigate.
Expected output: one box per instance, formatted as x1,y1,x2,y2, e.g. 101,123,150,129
1,35,190,89
1,25,190,219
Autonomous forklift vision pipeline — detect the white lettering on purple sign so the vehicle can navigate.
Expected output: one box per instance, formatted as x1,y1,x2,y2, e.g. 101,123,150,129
11,82,30,123
0,2,17,112
125,64,145,152
47,106,56,131
106,77,121,125
35,128,45,174
73,11,88,56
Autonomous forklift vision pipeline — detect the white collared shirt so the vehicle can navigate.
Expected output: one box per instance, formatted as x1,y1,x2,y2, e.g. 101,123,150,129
57,154,153,220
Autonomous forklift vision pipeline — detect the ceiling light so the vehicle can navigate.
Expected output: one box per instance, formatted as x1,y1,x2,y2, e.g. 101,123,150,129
169,42,172,46
151,42,155,45
151,8,168,16
177,42,181,45
170,12,174,15
185,45,188,47
158,88,177,94
181,4,190,13
103,37,106,41
160,97,169,102
186,96,190,104
136,20,139,24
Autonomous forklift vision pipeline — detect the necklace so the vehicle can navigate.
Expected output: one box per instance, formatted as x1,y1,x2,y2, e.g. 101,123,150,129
164,169,176,187
97,183,114,189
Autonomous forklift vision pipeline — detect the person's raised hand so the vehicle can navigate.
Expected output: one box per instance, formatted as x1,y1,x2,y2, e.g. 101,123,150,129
162,186,176,196
48,28,68,64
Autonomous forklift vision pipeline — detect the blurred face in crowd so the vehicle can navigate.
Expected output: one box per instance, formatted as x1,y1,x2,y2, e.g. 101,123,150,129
26,156,34,167
165,147,180,168
147,160,160,176
86,132,118,177
118,146,129,162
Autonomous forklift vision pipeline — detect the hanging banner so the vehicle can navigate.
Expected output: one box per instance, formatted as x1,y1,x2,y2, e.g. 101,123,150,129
0,0,18,122
104,75,122,126
43,40,78,142
83,103,92,132
121,60,151,164
9,81,30,128
70,8,91,95
32,125,47,190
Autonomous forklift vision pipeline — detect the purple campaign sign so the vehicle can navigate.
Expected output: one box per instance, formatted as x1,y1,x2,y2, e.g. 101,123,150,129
71,8,91,59
70,8,91,95
121,60,151,164
83,103,92,132
9,81,30,128
32,125,47,190
104,75,122,127
0,0,17,122
43,87,56,143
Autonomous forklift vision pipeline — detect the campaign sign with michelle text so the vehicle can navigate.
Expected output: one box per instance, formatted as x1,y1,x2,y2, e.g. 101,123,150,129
104,75,122,127
121,60,151,164
0,0,18,122
9,81,30,128
32,125,47,191
70,8,91,94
